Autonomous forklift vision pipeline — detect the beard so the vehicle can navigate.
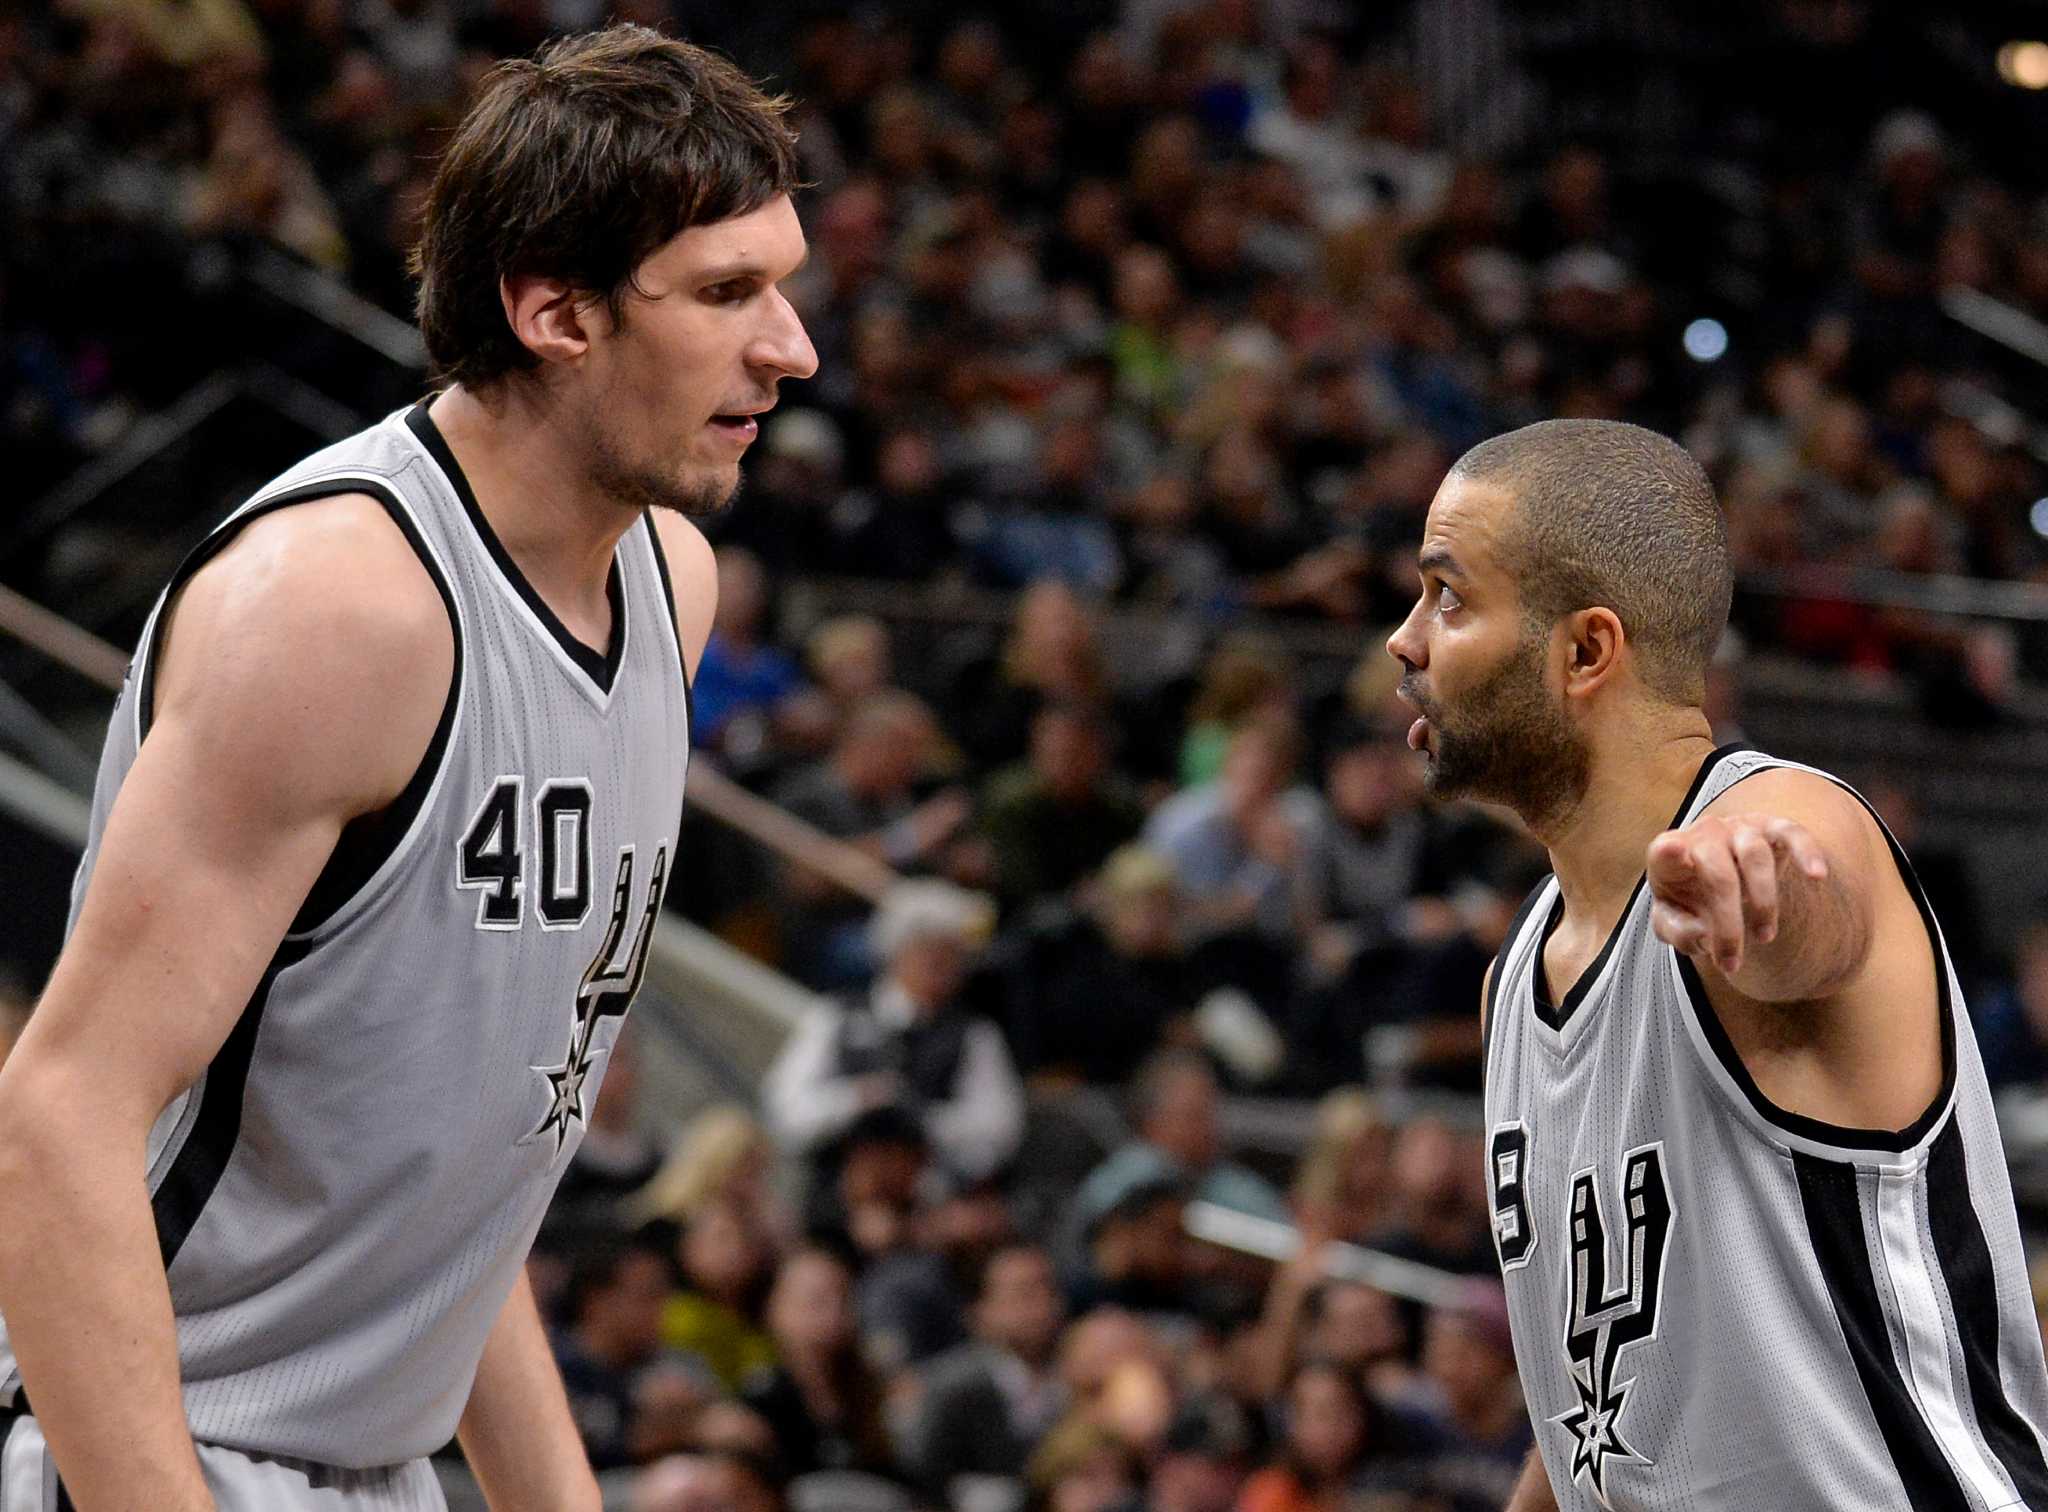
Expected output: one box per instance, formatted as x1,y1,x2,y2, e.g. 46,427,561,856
1402,623,1590,830
581,397,743,519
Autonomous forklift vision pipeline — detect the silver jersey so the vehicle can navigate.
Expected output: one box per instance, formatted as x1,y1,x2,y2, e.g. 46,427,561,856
1485,745,2048,1511
0,403,691,1468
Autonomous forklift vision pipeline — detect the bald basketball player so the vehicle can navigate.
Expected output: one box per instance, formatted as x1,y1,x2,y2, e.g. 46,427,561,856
1391,419,2048,1512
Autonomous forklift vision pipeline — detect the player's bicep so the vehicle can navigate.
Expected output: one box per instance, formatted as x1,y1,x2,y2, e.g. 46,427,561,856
1,497,452,1130
1699,768,1884,915
23,713,351,1120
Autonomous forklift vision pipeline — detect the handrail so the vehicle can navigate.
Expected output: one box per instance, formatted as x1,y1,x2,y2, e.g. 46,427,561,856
1942,284,2048,371
1738,563,2048,624
244,247,430,371
0,586,899,904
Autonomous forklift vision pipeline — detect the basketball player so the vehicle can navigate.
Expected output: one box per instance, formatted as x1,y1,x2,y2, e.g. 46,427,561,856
1389,419,2048,1511
0,27,814,1511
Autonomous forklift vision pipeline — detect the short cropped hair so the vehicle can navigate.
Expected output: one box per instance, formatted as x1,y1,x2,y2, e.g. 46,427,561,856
411,25,800,390
1451,419,1731,704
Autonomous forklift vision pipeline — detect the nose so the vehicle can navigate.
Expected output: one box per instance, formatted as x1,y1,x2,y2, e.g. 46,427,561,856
1386,595,1427,672
754,288,818,382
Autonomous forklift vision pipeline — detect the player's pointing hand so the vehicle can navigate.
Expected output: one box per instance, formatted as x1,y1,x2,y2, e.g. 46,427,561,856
1646,813,1829,978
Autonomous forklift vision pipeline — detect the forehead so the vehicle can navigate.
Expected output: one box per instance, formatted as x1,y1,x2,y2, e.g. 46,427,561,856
645,193,806,279
1420,472,1518,578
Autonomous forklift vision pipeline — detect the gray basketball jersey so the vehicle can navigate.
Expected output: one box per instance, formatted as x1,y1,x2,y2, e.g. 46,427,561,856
0,402,691,1468
1485,744,2048,1512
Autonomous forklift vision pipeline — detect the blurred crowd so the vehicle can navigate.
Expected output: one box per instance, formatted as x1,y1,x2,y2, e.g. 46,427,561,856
537,1021,1523,1512
17,0,2048,1506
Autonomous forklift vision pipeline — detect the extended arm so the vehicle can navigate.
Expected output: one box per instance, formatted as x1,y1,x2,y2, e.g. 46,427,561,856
457,1269,601,1512
1645,769,1881,1002
0,498,449,1510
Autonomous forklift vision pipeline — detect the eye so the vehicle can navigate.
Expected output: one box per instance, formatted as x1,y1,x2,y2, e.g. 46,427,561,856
1437,582,1463,614
703,279,758,306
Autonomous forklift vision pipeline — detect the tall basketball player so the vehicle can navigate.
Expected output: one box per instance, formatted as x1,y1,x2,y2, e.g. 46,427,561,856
0,27,814,1511
1390,420,2048,1511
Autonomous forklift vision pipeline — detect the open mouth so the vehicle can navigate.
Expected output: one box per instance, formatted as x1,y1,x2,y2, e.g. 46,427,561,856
708,414,760,441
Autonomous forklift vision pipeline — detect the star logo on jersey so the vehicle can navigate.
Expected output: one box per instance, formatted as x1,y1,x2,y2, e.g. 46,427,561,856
526,1032,596,1153
519,845,667,1155
1551,1146,1672,1510
1553,1361,1643,1505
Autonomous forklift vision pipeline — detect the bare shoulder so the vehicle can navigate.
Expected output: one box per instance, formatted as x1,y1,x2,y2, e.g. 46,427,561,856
1696,764,1883,856
647,510,718,678
155,492,456,816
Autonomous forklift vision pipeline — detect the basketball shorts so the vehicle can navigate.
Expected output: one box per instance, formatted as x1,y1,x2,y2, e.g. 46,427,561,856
0,1408,446,1511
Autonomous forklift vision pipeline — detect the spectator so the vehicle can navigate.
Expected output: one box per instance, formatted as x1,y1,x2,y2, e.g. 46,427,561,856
630,1105,795,1257
1973,917,2048,1089
1072,1051,1290,1244
1236,1359,1424,1512
741,1247,898,1479
1062,1154,1194,1319
1366,1117,1494,1276
908,1242,1070,1500
1177,641,1293,789
795,614,895,751
948,580,1113,775
554,1240,708,1471
1147,714,1327,949
979,701,1147,912
764,880,1025,1185
1410,1281,1527,1507
631,1452,785,1512
1288,1089,1394,1245
1007,845,1200,1085
691,547,805,758
1027,1414,1142,1512
772,692,970,984
1151,1395,1256,1512
660,1198,778,1394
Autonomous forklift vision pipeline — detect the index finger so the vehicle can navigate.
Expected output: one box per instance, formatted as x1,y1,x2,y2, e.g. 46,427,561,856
1760,817,1829,879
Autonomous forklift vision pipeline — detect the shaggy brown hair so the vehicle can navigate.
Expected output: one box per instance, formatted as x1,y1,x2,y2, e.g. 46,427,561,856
410,25,800,390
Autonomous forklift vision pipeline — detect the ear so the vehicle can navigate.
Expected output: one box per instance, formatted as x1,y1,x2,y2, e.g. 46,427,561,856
499,273,602,369
1559,607,1625,700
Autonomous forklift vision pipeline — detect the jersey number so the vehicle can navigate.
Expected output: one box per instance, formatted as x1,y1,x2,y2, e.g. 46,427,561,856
457,777,594,930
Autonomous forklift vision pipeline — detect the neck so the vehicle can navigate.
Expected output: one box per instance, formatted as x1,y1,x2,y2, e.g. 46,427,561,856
1539,712,1717,923
428,385,640,626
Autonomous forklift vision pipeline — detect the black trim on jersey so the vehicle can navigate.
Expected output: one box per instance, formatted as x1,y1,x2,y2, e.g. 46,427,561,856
151,940,312,1269
1530,742,1752,1031
406,402,625,693
640,513,695,734
1484,877,1552,1079
56,1475,76,1512
1672,768,1957,1154
1794,1151,1971,1507
137,482,463,938
1928,1119,2048,1503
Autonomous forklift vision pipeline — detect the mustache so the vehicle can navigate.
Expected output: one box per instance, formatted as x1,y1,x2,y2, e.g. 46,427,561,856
1398,674,1435,718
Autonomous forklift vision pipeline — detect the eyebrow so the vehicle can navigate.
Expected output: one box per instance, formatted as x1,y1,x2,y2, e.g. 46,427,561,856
1417,546,1466,582
695,246,810,286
